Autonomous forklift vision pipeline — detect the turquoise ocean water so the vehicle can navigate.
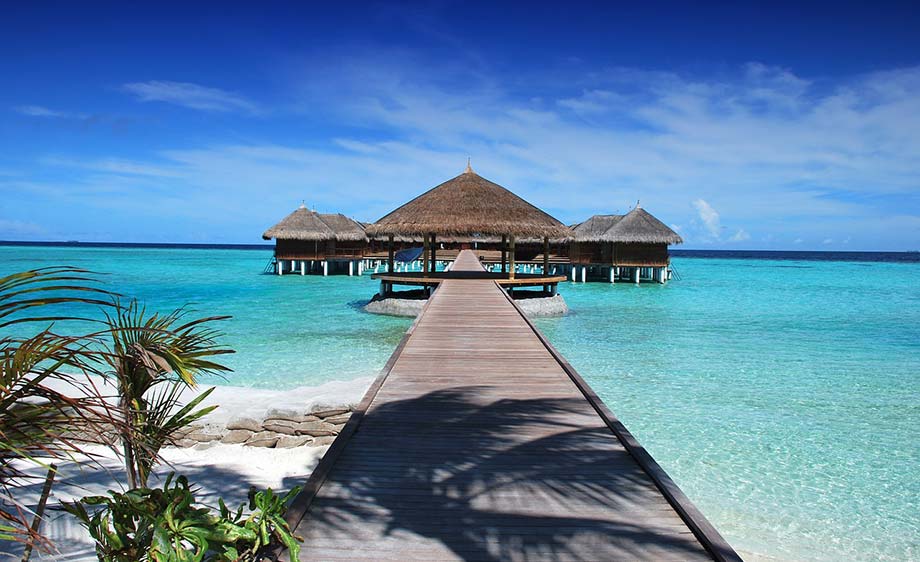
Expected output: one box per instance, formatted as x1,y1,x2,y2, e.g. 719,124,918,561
2,245,917,561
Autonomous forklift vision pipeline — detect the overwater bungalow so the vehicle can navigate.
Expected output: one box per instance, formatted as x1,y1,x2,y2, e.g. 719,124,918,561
262,204,368,276
365,163,572,295
569,204,683,283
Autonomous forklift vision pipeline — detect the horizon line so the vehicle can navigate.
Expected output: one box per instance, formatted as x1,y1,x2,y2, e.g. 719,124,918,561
0,240,916,255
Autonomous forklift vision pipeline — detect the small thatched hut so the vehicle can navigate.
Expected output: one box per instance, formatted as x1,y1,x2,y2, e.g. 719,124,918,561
366,163,572,279
570,205,682,283
262,205,368,276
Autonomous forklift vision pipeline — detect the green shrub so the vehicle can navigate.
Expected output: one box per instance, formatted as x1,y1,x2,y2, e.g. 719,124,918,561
64,473,302,562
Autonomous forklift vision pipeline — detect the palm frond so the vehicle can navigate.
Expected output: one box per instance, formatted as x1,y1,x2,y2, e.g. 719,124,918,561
0,267,115,329
0,267,120,546
97,299,233,487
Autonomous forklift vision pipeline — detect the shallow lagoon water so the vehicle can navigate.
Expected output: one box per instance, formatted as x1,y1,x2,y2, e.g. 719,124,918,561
535,258,919,561
0,246,411,388
2,245,918,561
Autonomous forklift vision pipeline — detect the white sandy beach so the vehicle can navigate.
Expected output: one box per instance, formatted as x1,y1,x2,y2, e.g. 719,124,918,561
2,377,374,561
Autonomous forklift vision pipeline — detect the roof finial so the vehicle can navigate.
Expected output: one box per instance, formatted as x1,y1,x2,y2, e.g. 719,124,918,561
299,200,306,209
465,157,473,174
636,199,641,209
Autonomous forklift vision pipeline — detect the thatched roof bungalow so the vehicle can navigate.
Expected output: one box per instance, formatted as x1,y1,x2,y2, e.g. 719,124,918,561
570,205,682,283
366,163,572,278
262,205,368,275
367,164,571,239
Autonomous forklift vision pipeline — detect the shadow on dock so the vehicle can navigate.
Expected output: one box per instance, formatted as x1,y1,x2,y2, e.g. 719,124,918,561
283,387,709,561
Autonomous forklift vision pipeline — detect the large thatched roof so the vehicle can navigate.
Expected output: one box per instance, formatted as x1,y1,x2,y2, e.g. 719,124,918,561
262,206,367,241
573,206,682,244
366,165,573,239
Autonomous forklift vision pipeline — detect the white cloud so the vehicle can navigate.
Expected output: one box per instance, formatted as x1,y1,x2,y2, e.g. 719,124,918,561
40,157,180,178
14,105,72,118
823,238,834,244
0,218,45,237
333,139,383,154
794,238,804,244
729,228,751,242
557,90,626,114
122,81,258,113
692,199,721,238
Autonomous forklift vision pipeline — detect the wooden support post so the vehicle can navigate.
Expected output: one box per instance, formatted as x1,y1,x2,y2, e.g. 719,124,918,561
634,267,640,284
431,234,437,273
581,265,586,283
348,261,353,276
570,265,576,282
422,234,430,277
277,259,283,275
508,235,516,280
609,266,615,283
323,260,329,276
501,235,507,273
543,237,549,275
301,261,306,275
387,235,395,273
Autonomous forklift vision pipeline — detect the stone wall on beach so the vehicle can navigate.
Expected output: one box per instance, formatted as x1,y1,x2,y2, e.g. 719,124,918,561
171,406,353,449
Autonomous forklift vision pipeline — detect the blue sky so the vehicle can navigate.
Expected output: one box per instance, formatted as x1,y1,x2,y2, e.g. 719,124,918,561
2,1,919,250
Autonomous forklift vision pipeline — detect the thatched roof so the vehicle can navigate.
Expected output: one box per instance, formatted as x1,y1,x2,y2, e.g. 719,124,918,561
574,206,682,244
571,215,623,240
314,213,367,241
367,232,565,244
262,206,367,241
366,164,573,239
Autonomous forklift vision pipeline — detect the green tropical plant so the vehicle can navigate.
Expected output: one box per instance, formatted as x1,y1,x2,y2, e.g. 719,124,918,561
96,300,233,488
64,473,303,561
0,267,116,548
221,486,303,561
1,268,242,559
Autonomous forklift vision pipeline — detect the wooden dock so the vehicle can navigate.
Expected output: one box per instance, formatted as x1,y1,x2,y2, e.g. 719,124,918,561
281,250,740,561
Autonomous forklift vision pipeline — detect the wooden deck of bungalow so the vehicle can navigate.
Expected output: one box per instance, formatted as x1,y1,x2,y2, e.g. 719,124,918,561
280,250,739,561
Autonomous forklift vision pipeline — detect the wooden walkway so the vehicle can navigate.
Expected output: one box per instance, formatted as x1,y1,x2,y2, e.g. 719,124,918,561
282,250,739,561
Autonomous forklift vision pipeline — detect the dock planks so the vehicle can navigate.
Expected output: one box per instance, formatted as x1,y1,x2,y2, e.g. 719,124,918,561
281,250,739,561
